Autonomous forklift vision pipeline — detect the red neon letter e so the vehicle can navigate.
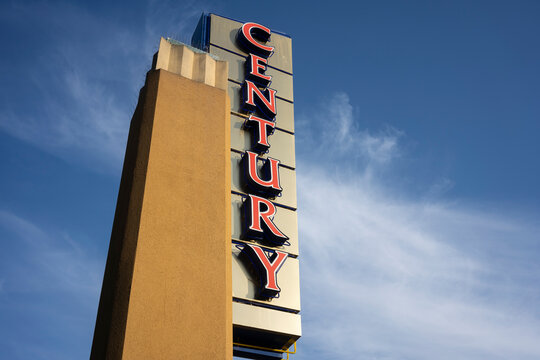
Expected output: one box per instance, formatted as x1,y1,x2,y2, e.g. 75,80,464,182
247,54,272,88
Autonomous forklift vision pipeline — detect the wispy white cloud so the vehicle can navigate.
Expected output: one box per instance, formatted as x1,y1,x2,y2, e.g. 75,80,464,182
0,3,136,171
0,209,104,359
0,209,102,302
1,67,130,171
0,210,105,360
297,92,402,165
424,176,455,199
295,92,540,360
0,1,207,172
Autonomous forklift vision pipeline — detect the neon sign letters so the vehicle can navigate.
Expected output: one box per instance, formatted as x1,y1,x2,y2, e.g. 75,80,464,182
237,22,290,299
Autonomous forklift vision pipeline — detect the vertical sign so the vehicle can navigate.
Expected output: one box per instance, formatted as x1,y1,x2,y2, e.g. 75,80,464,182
193,14,301,351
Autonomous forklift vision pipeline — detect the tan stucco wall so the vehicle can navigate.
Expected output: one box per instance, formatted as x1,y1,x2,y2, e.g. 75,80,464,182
91,68,232,359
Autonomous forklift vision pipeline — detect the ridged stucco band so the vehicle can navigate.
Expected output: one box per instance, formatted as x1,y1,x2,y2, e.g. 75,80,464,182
153,37,228,90
91,38,232,360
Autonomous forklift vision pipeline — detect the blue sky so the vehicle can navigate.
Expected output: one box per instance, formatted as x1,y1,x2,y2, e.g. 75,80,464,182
1,1,539,359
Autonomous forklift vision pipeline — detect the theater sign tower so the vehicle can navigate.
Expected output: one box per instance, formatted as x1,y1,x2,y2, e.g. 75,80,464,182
91,14,300,360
